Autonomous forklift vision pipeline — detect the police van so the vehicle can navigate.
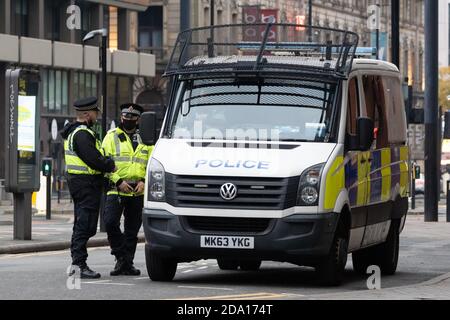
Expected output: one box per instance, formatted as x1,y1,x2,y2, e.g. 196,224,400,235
139,23,409,285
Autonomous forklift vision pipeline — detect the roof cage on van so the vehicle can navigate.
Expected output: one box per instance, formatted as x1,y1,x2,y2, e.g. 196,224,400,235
164,23,359,79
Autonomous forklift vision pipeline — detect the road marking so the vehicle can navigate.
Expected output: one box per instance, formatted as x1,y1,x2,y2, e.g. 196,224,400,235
182,269,194,273
0,250,69,260
281,293,305,297
83,280,134,286
82,280,112,284
174,292,288,300
133,277,149,280
178,286,234,291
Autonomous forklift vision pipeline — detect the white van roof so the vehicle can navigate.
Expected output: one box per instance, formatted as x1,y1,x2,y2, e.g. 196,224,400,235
184,56,400,75
352,59,400,73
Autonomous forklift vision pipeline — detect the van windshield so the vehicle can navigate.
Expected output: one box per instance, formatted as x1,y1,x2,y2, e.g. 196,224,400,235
168,78,340,142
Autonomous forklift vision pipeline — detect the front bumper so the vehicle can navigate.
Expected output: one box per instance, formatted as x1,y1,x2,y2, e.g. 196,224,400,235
142,208,339,265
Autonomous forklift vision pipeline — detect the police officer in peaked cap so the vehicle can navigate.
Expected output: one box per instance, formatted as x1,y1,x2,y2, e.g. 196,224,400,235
61,97,116,279
102,103,154,276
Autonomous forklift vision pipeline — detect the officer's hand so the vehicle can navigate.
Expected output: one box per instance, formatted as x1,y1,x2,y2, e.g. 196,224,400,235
134,181,145,194
118,181,133,193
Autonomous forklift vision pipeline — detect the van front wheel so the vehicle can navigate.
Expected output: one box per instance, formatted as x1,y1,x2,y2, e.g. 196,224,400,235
145,248,177,282
316,232,348,286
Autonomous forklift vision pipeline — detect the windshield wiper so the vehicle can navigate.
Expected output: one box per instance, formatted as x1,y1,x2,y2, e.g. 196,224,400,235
278,139,309,143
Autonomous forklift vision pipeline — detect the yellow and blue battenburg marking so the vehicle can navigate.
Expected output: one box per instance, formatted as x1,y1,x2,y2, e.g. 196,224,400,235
324,146,409,211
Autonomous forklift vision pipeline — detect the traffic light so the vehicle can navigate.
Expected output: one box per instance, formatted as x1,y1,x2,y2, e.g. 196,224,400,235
42,158,52,177
414,165,421,179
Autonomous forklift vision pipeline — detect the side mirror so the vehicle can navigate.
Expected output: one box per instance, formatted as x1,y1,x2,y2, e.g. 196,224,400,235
357,117,374,151
139,112,157,146
444,111,450,139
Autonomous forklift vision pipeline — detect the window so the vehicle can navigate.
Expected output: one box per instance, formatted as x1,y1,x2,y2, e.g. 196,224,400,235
138,6,163,48
169,78,339,142
73,71,98,101
12,0,29,36
346,77,359,135
382,77,407,144
42,69,69,115
362,75,388,149
44,0,61,41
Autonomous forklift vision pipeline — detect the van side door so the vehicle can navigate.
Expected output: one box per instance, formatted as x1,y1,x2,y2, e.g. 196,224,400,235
345,76,370,252
360,74,392,247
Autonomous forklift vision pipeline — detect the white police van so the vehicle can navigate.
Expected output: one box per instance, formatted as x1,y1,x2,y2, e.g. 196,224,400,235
139,23,409,285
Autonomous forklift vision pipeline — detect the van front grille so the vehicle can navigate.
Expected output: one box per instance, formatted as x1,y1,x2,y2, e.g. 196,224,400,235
165,174,299,210
183,216,272,234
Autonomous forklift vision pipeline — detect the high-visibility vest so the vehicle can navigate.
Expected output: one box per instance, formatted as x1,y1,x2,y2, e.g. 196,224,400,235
64,125,103,175
102,127,153,196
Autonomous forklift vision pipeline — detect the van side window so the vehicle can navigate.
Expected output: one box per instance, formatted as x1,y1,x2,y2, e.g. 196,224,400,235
382,77,407,144
362,75,388,149
347,77,359,135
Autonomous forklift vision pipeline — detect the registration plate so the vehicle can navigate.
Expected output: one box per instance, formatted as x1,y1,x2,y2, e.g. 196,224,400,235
200,236,254,249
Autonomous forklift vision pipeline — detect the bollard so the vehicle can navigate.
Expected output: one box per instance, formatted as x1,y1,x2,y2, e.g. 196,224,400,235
447,181,450,222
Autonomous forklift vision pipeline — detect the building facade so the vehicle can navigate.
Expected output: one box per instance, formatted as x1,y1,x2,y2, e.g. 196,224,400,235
0,0,156,187
139,0,424,110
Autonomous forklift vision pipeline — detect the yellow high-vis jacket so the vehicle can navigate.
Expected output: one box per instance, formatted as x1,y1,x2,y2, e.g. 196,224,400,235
64,125,103,175
102,127,154,196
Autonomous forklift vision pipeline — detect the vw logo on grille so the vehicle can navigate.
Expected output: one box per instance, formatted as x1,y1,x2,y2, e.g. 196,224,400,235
220,183,238,201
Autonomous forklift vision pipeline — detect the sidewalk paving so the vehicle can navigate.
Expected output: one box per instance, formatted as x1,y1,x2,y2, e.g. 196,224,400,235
0,200,144,255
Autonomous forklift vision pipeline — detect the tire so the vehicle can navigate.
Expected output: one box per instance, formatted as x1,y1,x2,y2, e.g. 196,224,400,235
352,247,374,275
145,248,177,282
217,259,239,270
377,221,399,275
316,230,349,286
239,260,262,271
352,220,399,276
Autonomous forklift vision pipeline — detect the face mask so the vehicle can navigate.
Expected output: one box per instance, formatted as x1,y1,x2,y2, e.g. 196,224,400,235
122,119,137,131
86,118,97,127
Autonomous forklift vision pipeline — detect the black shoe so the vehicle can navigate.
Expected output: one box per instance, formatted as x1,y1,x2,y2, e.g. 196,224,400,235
80,266,101,279
110,258,127,276
122,264,141,276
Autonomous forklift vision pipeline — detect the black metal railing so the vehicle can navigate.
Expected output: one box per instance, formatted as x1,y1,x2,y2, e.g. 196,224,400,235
164,23,359,78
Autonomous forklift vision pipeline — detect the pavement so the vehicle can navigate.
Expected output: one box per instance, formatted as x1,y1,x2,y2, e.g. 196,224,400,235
0,199,144,255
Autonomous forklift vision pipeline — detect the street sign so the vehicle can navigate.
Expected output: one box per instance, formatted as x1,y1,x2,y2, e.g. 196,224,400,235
51,118,58,140
408,124,425,160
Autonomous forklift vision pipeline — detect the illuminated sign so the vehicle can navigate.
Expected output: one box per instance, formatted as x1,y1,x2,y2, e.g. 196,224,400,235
295,15,306,31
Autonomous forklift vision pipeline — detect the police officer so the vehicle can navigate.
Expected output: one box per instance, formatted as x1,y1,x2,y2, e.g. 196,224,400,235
102,103,153,276
61,97,116,279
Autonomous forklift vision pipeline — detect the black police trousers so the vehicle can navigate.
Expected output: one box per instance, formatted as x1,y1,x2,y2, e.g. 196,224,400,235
68,175,103,267
104,194,143,263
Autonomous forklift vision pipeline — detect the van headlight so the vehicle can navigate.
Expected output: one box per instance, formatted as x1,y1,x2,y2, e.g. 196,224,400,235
148,158,165,201
296,163,324,206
